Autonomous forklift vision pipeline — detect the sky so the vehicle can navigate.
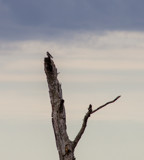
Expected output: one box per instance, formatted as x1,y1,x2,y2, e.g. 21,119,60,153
0,0,144,160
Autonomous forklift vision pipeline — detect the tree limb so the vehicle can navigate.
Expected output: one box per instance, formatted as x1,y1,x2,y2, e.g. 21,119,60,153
92,95,121,114
73,96,121,149
44,52,121,159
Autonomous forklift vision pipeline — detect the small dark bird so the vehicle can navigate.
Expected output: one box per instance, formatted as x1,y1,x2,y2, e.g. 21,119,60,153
47,51,53,59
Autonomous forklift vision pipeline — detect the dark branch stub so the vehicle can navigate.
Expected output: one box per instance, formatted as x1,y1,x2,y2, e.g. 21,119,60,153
44,52,121,160
88,104,92,112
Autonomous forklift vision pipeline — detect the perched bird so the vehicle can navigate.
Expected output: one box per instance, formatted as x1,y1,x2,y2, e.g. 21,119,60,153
47,51,53,59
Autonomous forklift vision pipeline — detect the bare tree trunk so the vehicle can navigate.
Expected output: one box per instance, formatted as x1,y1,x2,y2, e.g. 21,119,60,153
44,55,75,160
44,53,120,160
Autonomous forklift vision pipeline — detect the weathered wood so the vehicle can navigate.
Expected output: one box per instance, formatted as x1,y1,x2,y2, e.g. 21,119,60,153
44,52,120,160
73,96,121,149
44,54,75,160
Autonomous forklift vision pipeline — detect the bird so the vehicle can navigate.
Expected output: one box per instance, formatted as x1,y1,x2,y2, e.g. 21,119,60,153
47,51,53,59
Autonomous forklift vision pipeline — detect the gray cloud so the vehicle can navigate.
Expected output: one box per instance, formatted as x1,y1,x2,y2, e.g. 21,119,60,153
1,0,144,40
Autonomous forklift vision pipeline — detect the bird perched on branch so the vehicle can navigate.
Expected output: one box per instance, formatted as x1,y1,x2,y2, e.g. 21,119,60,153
47,51,53,59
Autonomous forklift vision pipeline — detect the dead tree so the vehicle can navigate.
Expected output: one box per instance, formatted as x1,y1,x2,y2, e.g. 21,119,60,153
44,52,121,160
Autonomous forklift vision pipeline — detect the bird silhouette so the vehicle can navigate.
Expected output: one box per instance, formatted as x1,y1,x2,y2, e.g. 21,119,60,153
47,51,53,59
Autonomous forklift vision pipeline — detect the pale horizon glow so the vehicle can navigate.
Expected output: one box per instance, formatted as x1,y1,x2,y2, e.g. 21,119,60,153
1,30,144,160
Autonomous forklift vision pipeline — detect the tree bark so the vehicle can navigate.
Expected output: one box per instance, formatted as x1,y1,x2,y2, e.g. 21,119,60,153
44,55,75,160
44,53,120,160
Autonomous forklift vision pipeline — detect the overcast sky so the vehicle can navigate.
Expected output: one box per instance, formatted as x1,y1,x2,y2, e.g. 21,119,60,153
0,0,144,160
1,0,144,40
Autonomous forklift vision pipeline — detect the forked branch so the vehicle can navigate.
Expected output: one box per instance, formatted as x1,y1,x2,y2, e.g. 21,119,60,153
73,96,121,149
44,52,121,159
